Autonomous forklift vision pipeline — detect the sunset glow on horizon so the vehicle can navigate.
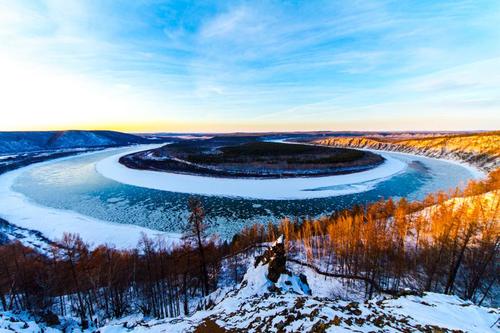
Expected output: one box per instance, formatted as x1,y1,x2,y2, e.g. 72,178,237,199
1,1,500,132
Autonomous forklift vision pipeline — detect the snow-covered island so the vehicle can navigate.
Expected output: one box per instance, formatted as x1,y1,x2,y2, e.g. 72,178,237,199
119,138,385,178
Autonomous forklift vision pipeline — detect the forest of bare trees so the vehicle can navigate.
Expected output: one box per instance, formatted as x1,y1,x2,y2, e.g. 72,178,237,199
0,169,498,328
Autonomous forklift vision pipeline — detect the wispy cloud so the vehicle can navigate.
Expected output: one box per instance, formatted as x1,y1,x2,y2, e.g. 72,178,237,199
0,0,499,131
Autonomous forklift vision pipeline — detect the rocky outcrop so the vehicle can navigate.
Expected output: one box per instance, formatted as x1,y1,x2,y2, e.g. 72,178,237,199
239,235,311,296
254,235,287,283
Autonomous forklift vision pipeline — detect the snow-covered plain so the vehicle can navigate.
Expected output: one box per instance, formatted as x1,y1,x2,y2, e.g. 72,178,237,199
0,149,180,249
96,147,409,200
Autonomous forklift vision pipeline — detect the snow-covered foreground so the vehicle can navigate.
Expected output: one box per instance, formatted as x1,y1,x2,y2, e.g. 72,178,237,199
145,246,498,333
139,292,498,333
2,256,497,333
96,148,408,199
0,149,180,249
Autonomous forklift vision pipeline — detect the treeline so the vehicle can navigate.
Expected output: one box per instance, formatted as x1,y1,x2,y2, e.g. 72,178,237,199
0,170,498,327
0,234,225,328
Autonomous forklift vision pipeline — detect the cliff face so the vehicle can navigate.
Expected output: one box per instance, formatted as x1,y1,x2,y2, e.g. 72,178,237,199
315,132,500,171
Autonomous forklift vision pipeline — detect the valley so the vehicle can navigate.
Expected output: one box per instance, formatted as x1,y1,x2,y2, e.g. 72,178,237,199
0,130,497,332
2,3,499,331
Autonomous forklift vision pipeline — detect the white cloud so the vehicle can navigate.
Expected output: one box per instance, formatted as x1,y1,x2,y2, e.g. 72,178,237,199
0,1,499,131
200,6,255,39
406,57,500,93
0,55,173,130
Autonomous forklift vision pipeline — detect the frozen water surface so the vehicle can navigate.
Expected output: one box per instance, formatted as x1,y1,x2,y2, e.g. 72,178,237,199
2,145,481,243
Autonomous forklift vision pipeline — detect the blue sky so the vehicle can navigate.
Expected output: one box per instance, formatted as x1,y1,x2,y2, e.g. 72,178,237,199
0,0,499,132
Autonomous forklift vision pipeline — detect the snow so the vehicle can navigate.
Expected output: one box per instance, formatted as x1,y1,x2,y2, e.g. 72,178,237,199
384,292,498,332
0,149,181,250
96,146,409,200
1,263,498,333
362,147,487,180
275,234,284,244
0,155,17,160
237,260,274,297
294,264,365,300
88,290,499,333
277,273,312,295
0,312,62,333
0,220,55,254
1,292,497,333
163,257,499,332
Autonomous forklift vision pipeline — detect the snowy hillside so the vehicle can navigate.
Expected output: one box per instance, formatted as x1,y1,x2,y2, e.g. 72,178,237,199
2,291,496,333
100,238,498,332
1,238,497,333
0,130,152,154
111,291,497,332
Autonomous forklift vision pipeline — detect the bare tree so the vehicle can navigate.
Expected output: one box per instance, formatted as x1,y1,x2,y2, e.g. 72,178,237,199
184,197,210,296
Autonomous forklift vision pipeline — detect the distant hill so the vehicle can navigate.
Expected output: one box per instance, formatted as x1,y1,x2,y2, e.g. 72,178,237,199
0,130,153,154
314,131,500,171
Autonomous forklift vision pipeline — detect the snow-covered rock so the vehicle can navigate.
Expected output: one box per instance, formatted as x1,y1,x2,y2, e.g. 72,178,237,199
85,291,499,333
236,236,311,298
1,290,498,332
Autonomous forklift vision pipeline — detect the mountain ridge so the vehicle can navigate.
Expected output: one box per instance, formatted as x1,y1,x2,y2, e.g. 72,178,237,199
0,130,152,154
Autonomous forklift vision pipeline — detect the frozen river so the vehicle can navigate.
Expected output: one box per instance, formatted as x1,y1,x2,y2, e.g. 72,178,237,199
0,144,482,246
